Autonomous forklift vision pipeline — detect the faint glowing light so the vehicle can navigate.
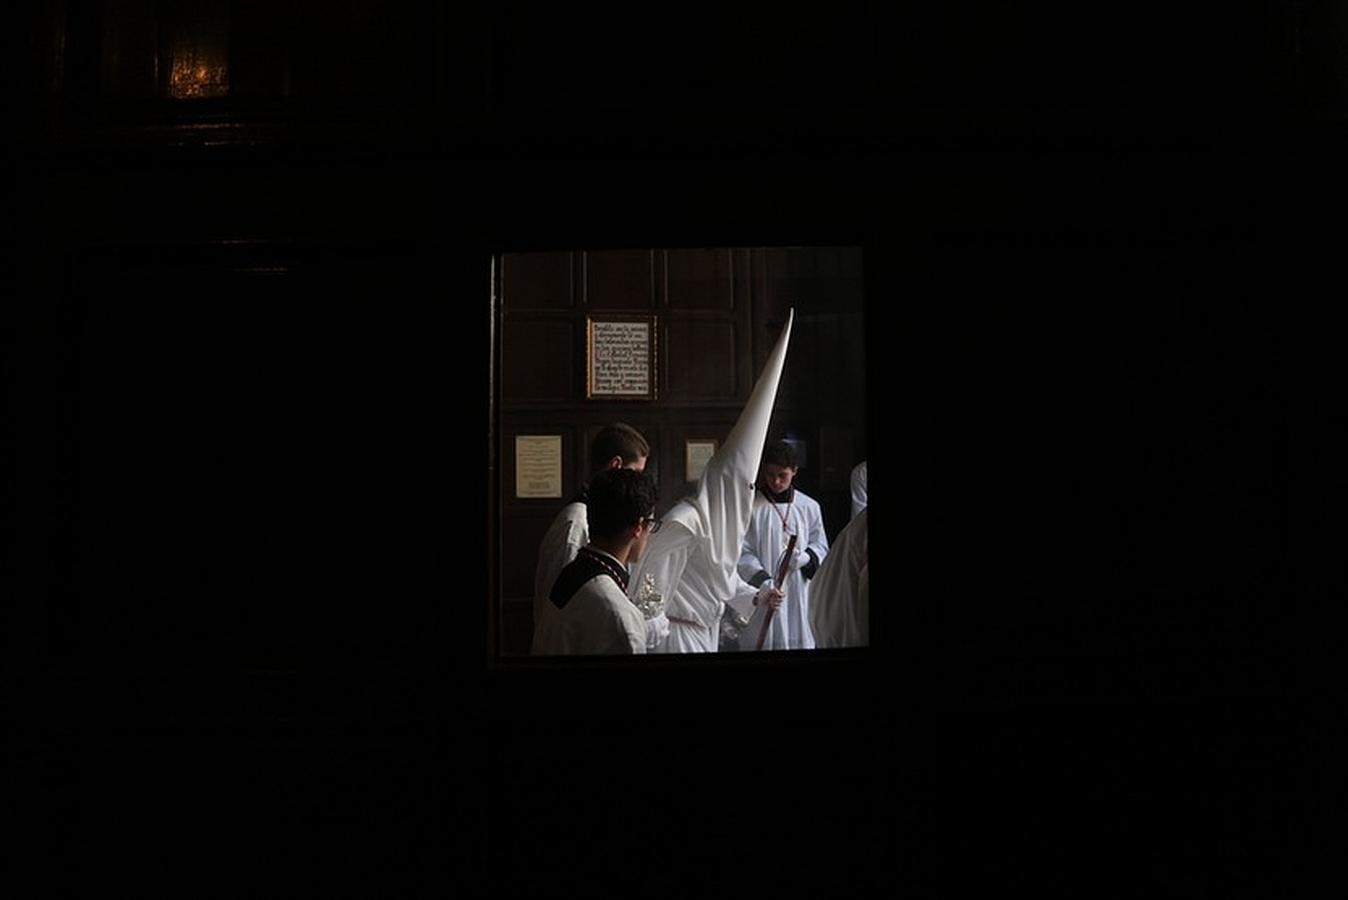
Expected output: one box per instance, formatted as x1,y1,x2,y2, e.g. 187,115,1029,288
168,45,228,99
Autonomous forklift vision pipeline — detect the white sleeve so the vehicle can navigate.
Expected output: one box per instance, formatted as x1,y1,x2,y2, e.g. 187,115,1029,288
806,500,829,571
725,573,761,622
643,611,670,650
533,507,586,607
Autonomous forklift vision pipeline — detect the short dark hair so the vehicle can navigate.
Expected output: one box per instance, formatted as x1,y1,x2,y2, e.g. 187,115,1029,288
586,468,658,539
762,439,800,469
589,423,650,474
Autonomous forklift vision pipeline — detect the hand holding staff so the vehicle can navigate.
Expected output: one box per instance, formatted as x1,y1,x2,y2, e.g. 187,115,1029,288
755,534,796,651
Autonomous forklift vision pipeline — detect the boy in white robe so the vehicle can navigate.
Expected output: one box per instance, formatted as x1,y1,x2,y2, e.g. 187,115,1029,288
531,423,656,655
532,467,662,655
736,439,829,650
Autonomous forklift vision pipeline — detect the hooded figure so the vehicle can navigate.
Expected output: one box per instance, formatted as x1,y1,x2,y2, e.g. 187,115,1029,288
808,508,868,648
628,310,794,653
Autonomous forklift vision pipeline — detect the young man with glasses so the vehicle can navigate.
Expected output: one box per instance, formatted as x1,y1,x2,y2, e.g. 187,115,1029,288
531,423,651,654
533,467,666,655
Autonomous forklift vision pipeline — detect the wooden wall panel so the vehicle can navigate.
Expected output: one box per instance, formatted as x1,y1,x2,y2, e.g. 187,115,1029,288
584,250,654,310
499,510,560,599
664,319,738,400
502,317,574,400
753,246,867,534
665,248,734,310
502,252,573,310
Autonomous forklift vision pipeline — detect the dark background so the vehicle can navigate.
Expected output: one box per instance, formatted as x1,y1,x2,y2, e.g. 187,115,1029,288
6,1,1343,892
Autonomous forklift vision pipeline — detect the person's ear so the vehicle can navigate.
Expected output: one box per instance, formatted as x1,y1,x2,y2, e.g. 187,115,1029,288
606,456,624,470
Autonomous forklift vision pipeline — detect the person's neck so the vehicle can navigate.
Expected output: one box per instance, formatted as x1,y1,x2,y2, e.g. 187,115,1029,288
587,538,630,567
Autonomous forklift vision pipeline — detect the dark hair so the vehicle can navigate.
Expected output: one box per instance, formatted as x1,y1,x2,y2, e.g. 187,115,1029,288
589,423,649,473
586,468,659,539
762,439,800,469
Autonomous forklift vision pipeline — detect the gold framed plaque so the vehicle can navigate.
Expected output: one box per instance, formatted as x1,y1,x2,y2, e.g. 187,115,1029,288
586,315,656,400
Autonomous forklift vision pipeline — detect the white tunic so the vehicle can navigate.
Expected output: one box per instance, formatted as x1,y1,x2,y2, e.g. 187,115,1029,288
532,548,647,655
532,502,669,653
531,501,587,655
808,509,868,648
736,488,829,650
630,499,761,654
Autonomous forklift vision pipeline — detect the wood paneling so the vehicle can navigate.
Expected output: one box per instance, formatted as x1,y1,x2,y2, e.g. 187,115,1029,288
665,248,734,311
584,250,654,310
498,510,562,599
502,316,574,400
664,319,738,399
502,252,573,309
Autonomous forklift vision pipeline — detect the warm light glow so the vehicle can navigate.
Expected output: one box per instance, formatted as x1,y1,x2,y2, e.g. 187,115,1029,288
168,45,228,99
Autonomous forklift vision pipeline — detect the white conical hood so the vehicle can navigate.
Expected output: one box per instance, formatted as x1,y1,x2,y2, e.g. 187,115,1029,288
627,309,794,646
688,307,795,586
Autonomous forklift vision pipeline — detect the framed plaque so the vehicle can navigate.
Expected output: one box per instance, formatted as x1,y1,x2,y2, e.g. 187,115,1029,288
684,439,718,482
586,315,656,400
514,434,563,498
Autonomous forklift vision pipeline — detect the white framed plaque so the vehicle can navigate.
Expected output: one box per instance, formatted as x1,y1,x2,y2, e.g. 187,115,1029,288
514,435,563,498
586,316,656,400
684,439,718,483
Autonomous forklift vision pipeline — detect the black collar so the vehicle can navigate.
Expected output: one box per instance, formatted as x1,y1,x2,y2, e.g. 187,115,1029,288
550,546,629,609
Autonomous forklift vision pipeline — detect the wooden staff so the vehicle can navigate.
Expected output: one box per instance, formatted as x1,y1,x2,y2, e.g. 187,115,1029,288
755,534,797,651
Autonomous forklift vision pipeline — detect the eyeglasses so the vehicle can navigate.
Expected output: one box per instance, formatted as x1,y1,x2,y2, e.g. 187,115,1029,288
641,516,662,533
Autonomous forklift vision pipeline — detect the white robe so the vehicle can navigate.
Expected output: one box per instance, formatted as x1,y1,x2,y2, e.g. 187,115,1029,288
626,308,796,654
532,556,647,656
531,501,587,655
736,489,828,650
532,502,668,654
808,509,868,648
631,499,761,654
850,461,868,519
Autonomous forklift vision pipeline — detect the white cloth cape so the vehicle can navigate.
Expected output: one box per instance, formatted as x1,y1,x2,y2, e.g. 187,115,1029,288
850,460,868,519
807,508,868,648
